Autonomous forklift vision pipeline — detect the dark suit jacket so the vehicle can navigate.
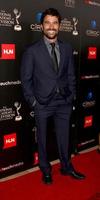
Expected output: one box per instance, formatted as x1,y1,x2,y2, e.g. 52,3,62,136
21,38,76,108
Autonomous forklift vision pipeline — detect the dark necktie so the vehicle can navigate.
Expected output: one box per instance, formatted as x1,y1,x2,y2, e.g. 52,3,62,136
50,43,58,73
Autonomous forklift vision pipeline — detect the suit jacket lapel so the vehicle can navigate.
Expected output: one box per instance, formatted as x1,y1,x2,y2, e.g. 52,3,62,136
39,39,58,75
39,39,65,76
58,41,65,75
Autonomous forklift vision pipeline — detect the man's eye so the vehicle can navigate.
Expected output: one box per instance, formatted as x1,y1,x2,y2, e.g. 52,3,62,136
44,21,49,25
54,21,58,24
44,21,59,25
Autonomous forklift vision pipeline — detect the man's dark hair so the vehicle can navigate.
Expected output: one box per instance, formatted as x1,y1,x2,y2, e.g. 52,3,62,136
40,8,61,24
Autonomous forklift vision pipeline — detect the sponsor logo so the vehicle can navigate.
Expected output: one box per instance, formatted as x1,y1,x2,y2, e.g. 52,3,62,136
30,12,42,31
13,8,22,31
0,10,14,27
82,90,96,108
0,106,15,121
86,30,100,37
65,0,75,8
72,17,78,35
36,12,42,23
85,0,100,7
60,17,79,35
0,80,21,87
3,133,17,149
0,162,24,172
86,20,100,37
0,9,22,30
34,152,39,165
84,115,93,128
14,102,22,121
91,20,96,29
73,50,78,55
88,47,97,59
0,44,15,60
81,75,100,79
0,103,22,122
78,139,95,147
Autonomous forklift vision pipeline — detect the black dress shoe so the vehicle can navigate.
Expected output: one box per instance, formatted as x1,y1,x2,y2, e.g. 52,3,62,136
60,168,85,180
42,174,53,184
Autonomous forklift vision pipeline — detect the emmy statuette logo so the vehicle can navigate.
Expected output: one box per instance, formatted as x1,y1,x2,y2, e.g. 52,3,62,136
13,8,22,31
14,102,22,121
73,17,78,35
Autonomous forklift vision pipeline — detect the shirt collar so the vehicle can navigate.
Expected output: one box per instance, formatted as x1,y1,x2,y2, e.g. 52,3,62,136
43,36,58,48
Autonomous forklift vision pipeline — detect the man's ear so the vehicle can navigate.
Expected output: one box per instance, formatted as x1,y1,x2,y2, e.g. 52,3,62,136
40,24,43,31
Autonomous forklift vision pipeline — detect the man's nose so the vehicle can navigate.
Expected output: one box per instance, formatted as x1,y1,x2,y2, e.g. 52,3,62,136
49,23,54,29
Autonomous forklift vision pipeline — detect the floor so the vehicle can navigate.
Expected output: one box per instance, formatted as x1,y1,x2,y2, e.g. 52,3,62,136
0,145,97,182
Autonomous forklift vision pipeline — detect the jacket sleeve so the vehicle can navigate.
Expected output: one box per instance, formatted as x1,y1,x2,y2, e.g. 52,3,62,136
20,48,36,109
67,45,76,102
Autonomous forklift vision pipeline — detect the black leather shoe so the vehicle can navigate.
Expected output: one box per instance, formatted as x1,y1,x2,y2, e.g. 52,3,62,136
42,174,53,184
60,168,85,180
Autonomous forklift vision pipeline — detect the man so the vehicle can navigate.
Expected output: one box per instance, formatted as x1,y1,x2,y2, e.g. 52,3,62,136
21,8,85,184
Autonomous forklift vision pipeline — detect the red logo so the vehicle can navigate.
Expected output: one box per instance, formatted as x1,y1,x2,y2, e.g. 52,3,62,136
0,44,15,59
88,47,97,59
34,152,39,165
84,116,93,128
3,133,17,149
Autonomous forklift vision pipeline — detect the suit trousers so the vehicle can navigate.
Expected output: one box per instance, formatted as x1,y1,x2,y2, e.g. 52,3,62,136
34,93,73,175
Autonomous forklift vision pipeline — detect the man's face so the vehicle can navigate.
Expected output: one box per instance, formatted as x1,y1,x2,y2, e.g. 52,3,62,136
41,15,60,40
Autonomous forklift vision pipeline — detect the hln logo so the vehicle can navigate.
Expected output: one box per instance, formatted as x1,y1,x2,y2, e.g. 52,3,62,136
3,49,14,54
3,133,17,149
0,44,15,59
84,115,93,128
88,47,97,59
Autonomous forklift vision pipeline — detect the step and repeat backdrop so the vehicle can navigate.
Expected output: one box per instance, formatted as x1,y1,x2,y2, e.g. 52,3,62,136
0,0,100,178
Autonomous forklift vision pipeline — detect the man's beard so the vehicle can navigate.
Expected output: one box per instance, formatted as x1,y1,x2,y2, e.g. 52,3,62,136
43,29,58,39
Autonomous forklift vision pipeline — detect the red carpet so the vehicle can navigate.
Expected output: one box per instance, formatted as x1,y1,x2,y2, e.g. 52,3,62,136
0,150,100,200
